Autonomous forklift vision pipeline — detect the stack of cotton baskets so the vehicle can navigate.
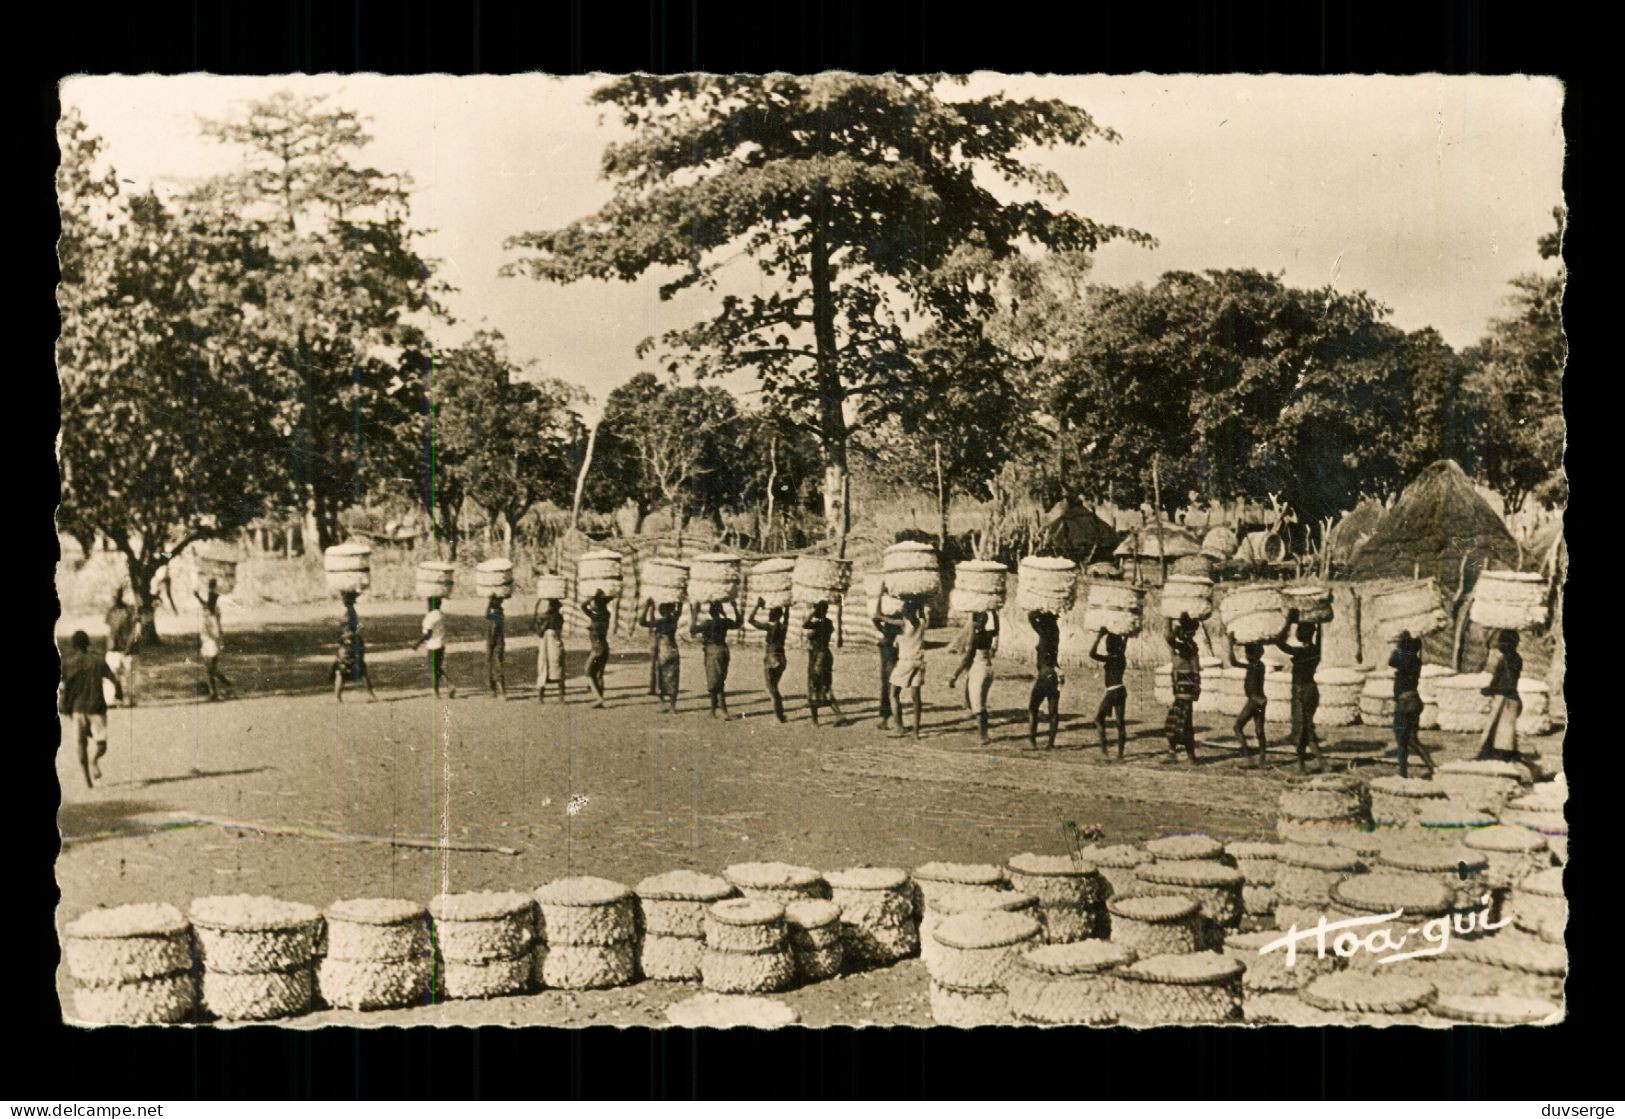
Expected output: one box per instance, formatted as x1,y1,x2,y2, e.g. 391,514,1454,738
1370,580,1450,643
428,891,537,999
1462,825,1547,883
194,550,238,595
635,870,735,983
950,559,1008,615
702,899,795,994
1221,928,1340,997
785,900,844,982
746,558,796,610
536,877,638,989
792,556,852,605
1226,841,1283,919
1088,844,1152,906
1500,791,1568,864
688,553,743,605
1471,570,1549,631
323,542,372,595
1006,852,1104,944
534,572,570,602
65,903,196,1024
319,908,430,1009
1016,556,1078,614
1282,584,1334,624
724,862,827,905
882,541,940,598
1272,845,1365,931
1220,585,1287,644
1508,867,1565,942
640,558,690,606
1314,667,1366,727
414,560,456,601
1409,665,1449,728
1434,674,1495,733
911,861,1008,940
1300,972,1438,1022
1106,895,1202,957
316,898,433,1011
826,866,918,968
920,888,1038,973
862,573,903,619
1517,680,1555,737
1327,873,1456,970
1360,670,1397,726
1159,575,1214,622
1117,952,1245,1024
576,550,624,600
1082,579,1144,636
1369,775,1449,827
1262,668,1296,723
1464,825,1551,901
925,909,1041,1026
1276,775,1371,844
1133,849,1242,948
475,558,515,599
1436,759,1530,813
1376,841,1491,911
1006,941,1136,1026
190,896,321,1020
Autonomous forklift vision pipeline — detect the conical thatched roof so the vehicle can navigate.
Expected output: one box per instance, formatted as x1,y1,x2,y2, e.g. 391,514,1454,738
1325,498,1386,566
1113,523,1201,560
1040,499,1120,560
1349,461,1519,589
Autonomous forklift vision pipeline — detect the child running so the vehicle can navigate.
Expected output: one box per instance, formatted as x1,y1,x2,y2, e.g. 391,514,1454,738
61,630,122,788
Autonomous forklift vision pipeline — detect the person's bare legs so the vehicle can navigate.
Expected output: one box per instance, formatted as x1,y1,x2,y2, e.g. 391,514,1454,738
1046,693,1060,750
891,687,906,737
910,690,922,740
334,670,345,703
76,725,94,789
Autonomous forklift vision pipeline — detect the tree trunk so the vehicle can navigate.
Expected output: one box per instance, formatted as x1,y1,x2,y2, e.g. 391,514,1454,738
118,543,163,647
809,188,850,555
571,422,599,532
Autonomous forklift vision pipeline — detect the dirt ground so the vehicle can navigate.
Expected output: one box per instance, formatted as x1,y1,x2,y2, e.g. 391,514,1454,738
54,598,1562,1027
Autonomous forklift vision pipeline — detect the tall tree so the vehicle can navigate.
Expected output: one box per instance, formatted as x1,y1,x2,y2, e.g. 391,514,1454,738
57,113,287,636
187,91,440,549
434,331,585,554
1044,269,1416,523
505,75,1151,551
592,374,740,535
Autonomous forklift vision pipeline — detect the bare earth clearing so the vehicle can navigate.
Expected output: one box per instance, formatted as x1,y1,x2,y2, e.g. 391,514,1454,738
55,598,1558,1027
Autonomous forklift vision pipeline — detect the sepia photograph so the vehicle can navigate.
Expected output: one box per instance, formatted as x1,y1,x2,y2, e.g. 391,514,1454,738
54,71,1566,1032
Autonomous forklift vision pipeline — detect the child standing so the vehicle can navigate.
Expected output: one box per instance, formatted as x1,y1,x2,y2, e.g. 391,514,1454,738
1090,630,1128,758
413,597,456,699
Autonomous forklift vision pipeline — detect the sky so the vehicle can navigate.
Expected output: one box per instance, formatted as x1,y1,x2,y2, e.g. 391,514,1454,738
61,73,1565,418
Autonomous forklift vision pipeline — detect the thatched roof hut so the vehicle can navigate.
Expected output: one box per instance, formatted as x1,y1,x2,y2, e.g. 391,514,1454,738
1349,461,1519,591
1324,498,1386,567
1113,524,1201,560
1039,499,1120,561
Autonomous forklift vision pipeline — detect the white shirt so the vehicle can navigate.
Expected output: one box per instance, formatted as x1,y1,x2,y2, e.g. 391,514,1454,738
423,610,446,651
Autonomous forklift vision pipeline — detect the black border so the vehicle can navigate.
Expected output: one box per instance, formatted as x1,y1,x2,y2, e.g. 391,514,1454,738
27,0,1604,1100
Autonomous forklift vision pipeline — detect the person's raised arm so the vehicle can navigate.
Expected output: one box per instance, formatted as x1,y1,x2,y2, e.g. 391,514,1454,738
1313,624,1323,654
640,599,657,628
1228,636,1247,670
748,599,768,631
1090,629,1109,662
